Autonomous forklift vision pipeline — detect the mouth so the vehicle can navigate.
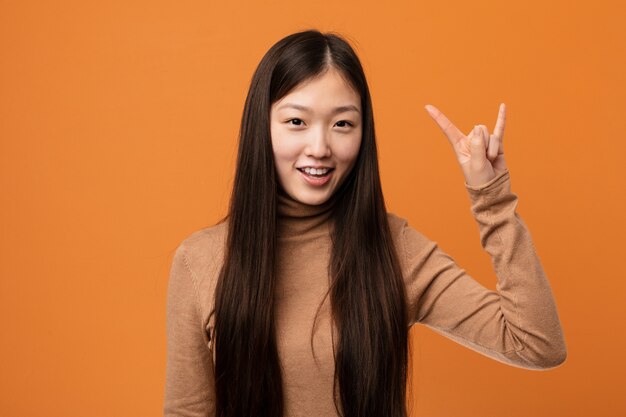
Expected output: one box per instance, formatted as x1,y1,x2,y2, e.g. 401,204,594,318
297,167,335,186
296,167,335,178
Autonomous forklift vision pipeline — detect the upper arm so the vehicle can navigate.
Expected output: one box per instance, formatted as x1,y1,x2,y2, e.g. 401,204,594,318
164,244,216,416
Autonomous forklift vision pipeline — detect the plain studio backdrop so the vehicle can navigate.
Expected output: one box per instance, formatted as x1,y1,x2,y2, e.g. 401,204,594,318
1,0,624,416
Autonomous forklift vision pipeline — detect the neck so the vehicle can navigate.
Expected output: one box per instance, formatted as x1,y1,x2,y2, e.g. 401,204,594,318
276,187,338,238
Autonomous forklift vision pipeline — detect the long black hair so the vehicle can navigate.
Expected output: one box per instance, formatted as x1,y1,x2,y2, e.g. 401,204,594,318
211,29,409,417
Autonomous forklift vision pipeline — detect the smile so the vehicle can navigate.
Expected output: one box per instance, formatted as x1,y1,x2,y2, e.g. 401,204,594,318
297,168,334,186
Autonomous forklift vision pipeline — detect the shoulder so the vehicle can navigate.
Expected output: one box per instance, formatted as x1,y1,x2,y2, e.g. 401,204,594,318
386,211,408,234
178,220,228,254
174,219,229,288
386,211,434,261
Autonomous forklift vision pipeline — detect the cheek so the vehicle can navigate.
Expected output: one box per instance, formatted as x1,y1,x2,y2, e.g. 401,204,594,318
271,132,301,171
272,140,300,161
334,135,362,167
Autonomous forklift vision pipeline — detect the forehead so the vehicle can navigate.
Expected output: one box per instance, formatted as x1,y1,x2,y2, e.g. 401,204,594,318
273,70,361,113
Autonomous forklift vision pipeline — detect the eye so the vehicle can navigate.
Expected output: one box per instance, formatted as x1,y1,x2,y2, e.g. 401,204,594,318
336,120,354,128
285,118,354,129
287,118,304,126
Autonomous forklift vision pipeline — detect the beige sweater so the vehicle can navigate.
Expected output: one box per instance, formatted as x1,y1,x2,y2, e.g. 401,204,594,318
163,169,567,416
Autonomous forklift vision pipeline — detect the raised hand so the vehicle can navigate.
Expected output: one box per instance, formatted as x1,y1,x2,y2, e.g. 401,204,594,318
424,103,508,187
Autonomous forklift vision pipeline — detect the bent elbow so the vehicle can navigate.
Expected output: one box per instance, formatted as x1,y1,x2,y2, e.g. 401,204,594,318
539,346,568,370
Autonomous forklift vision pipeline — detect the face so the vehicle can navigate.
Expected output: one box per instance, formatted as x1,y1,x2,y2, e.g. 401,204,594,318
270,68,362,205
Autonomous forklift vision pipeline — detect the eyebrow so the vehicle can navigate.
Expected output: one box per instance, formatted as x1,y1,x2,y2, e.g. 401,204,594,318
277,103,361,114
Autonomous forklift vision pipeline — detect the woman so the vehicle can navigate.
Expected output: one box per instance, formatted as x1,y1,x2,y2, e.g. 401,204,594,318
164,29,567,417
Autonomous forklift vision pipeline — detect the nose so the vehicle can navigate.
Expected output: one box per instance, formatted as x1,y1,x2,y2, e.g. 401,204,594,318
304,127,332,159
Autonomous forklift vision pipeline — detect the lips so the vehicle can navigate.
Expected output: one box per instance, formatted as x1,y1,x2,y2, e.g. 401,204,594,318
296,168,335,175
297,167,334,186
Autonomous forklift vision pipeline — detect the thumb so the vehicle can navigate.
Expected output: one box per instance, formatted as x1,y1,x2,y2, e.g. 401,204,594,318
469,126,487,166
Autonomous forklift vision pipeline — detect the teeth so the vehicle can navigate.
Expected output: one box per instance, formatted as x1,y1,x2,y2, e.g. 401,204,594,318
303,167,329,175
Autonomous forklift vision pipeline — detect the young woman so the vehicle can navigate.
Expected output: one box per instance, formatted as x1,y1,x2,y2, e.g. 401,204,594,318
164,29,567,417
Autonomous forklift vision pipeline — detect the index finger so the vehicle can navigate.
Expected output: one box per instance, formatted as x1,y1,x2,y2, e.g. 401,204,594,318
493,103,506,139
425,104,465,145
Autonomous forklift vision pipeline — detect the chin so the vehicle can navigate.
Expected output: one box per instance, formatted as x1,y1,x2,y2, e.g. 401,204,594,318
291,188,332,206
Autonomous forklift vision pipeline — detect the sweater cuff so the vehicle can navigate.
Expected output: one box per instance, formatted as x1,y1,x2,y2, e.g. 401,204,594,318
464,169,510,195
464,169,513,214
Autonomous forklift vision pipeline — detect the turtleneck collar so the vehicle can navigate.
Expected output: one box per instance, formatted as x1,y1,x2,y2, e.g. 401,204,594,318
276,187,338,238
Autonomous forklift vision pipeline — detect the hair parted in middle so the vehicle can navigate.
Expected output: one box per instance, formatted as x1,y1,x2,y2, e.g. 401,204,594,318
211,29,411,417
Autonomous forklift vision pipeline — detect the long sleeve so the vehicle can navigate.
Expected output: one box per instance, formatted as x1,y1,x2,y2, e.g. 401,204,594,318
402,169,567,370
164,244,216,416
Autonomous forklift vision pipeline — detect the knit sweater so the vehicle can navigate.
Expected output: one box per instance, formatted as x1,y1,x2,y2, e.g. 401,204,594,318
163,169,567,416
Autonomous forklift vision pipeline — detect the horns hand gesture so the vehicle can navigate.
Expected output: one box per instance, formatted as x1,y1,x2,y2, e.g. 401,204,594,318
424,103,508,188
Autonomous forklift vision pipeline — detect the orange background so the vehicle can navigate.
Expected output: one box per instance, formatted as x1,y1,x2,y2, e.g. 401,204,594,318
1,0,624,416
